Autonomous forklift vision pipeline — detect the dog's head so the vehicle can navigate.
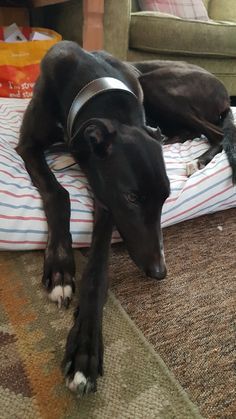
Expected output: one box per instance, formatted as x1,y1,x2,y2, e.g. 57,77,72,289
70,118,170,280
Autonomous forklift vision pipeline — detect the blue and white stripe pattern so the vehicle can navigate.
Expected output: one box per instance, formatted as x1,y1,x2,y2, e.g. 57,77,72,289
0,98,235,250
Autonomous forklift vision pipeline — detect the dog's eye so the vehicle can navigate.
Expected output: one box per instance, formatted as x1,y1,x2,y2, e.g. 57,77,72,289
126,192,147,204
126,192,139,204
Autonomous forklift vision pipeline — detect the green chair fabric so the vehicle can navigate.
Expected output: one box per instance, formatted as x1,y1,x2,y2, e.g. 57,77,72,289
130,13,236,58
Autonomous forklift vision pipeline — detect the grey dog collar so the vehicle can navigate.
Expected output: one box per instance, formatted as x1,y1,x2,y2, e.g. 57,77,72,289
67,77,139,138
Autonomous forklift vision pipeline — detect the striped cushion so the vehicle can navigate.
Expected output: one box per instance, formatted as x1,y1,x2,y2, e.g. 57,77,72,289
138,0,209,20
0,98,235,250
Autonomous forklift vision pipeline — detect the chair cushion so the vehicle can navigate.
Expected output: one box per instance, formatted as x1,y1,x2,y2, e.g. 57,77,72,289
138,0,209,21
0,98,235,250
209,0,236,23
130,12,236,58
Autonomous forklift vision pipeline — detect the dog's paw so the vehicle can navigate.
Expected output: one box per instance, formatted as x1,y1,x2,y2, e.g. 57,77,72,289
66,370,97,395
62,316,103,396
47,274,75,308
43,242,75,308
186,160,199,177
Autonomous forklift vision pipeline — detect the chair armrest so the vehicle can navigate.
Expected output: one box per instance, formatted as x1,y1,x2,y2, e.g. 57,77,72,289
103,0,131,60
209,0,236,22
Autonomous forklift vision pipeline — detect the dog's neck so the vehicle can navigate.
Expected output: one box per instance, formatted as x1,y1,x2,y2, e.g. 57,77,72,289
67,77,144,140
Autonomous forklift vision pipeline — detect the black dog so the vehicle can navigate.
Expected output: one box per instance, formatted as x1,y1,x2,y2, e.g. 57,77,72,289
16,41,236,395
131,60,236,180
16,41,170,394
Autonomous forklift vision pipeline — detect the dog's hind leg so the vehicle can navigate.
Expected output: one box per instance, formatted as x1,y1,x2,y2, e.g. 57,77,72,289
186,142,222,177
16,82,75,308
185,111,236,182
176,114,223,176
221,108,236,184
62,203,113,395
187,115,223,165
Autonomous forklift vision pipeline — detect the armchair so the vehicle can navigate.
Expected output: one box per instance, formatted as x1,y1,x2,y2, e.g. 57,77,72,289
102,0,236,95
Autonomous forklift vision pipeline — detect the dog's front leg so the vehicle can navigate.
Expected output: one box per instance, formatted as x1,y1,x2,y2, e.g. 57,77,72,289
62,203,113,395
16,145,75,308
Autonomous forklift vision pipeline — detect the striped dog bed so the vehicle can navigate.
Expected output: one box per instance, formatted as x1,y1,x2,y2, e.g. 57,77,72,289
0,98,235,250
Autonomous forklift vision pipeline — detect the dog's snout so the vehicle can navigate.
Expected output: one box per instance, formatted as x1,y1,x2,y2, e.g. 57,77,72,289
145,251,167,280
146,264,167,280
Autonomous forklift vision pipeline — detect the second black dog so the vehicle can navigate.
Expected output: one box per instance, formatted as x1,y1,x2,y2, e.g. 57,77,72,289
132,59,236,180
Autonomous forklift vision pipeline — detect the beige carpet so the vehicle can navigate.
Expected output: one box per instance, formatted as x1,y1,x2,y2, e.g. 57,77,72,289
110,208,236,418
0,250,201,419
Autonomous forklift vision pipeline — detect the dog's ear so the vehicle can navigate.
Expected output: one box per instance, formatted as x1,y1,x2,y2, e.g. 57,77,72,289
144,125,163,143
77,118,116,158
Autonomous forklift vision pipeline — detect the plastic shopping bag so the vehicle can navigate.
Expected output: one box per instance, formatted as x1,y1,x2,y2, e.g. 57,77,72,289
0,27,61,98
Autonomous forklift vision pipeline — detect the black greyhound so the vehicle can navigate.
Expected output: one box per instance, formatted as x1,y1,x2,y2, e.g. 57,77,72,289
16,41,170,394
16,41,236,395
132,60,236,179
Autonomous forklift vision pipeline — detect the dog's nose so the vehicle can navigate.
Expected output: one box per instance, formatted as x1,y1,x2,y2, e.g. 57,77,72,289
146,264,167,280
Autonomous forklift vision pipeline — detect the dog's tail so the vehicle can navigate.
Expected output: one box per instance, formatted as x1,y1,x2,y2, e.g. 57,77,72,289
221,108,236,184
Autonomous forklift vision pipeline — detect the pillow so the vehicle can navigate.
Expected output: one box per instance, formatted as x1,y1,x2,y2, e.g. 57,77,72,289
0,98,235,250
138,0,209,21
